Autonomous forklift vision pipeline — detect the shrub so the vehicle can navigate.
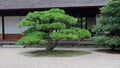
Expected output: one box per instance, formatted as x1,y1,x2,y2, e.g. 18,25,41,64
91,0,120,49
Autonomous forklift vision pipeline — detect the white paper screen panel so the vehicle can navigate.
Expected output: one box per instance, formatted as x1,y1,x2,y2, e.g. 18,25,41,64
4,16,21,34
0,17,2,34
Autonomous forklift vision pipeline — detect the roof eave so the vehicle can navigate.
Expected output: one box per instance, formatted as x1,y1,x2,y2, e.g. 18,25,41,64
0,5,105,11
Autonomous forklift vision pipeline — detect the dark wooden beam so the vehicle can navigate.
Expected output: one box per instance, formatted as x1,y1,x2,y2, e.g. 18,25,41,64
0,7,99,17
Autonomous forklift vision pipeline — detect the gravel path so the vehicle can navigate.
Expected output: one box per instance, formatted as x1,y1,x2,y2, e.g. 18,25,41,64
0,48,120,68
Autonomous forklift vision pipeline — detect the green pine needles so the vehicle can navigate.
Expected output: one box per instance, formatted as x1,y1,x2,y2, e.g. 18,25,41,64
16,8,91,51
92,0,120,49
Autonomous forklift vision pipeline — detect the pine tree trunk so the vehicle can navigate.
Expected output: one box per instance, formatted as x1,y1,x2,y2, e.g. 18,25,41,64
51,40,58,50
46,38,53,51
46,39,58,52
46,45,53,51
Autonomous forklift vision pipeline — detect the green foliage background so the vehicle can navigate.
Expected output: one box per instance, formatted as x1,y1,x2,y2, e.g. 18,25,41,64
92,0,120,48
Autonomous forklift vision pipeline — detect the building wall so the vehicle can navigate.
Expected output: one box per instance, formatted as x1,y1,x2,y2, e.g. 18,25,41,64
4,16,21,34
1,16,97,40
87,17,96,30
4,16,27,40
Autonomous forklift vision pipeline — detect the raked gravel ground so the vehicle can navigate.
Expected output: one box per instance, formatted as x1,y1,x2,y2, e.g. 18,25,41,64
0,47,120,68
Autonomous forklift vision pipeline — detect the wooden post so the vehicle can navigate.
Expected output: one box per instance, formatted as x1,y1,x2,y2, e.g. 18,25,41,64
77,17,81,28
81,17,83,29
77,8,82,28
2,16,5,40
85,17,87,29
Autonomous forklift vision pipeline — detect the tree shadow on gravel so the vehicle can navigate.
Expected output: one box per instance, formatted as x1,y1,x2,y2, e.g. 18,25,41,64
22,50,90,57
95,49,120,54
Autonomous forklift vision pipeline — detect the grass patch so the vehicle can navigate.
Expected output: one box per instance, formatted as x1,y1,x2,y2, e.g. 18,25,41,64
24,50,90,57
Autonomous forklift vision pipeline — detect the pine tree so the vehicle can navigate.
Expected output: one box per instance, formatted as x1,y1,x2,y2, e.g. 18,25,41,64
92,0,120,49
16,8,91,51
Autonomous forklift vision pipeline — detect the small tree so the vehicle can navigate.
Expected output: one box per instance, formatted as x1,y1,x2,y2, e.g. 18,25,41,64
16,8,91,51
92,0,120,49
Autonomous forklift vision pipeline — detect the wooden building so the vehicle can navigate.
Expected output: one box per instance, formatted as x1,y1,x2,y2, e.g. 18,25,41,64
0,0,108,40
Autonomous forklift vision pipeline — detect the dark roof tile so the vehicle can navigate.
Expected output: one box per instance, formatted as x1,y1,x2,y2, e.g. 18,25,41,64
0,0,108,9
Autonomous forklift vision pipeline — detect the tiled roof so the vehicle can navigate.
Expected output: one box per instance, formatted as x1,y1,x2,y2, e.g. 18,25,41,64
0,0,108,10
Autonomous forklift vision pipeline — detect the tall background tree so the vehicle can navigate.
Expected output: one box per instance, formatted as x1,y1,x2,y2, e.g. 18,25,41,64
16,8,91,51
92,0,120,49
